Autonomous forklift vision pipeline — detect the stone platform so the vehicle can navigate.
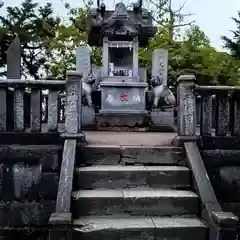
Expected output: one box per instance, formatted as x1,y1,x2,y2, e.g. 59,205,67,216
84,131,177,146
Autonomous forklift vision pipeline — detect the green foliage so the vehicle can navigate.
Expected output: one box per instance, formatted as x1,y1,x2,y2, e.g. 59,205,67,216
140,25,240,85
0,0,60,78
222,11,240,58
45,4,102,79
0,0,239,85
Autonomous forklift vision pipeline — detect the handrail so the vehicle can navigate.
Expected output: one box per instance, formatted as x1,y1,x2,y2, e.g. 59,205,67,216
184,142,238,240
0,79,65,89
196,85,240,91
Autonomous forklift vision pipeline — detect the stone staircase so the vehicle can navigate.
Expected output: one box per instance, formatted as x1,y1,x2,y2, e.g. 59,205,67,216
71,145,207,239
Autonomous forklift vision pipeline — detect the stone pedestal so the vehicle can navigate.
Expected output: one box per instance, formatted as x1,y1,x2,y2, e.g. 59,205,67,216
98,81,148,126
150,109,174,126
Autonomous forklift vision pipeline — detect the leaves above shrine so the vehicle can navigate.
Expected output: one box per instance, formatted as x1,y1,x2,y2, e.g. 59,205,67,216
87,2,157,47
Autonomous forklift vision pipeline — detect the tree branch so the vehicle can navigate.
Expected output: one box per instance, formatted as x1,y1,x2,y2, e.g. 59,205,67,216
173,20,195,28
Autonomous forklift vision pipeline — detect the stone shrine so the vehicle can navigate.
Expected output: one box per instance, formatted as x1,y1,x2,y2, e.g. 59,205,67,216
78,0,175,129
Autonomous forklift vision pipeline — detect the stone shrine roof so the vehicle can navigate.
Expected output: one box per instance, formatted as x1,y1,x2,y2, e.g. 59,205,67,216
87,3,157,47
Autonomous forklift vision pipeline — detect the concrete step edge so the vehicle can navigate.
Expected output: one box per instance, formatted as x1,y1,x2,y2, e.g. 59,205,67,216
73,216,207,231
72,189,198,199
75,165,190,173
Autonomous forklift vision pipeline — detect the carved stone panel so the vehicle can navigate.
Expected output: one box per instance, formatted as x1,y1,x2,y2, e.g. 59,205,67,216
101,86,145,111
76,46,91,78
152,49,168,86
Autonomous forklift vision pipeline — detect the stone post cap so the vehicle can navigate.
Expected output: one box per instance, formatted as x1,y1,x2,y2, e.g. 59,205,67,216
67,71,83,77
177,74,196,82
211,211,238,227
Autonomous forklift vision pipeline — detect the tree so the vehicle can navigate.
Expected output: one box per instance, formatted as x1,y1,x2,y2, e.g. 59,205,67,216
140,24,240,85
0,0,60,79
45,2,101,79
145,0,195,40
222,11,240,59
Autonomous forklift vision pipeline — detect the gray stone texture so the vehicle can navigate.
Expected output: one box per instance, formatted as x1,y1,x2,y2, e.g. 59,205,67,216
152,49,168,86
71,189,199,217
76,46,91,79
30,89,42,132
56,139,76,213
0,200,55,226
65,71,82,133
74,165,190,189
48,90,59,132
0,89,7,131
150,109,174,125
73,216,207,240
76,145,185,166
177,75,196,136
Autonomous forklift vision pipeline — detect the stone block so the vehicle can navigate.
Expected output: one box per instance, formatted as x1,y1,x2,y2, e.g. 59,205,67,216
71,190,125,217
120,146,185,165
73,216,155,240
39,173,59,200
77,145,121,165
123,189,199,216
218,167,240,202
150,110,174,125
153,217,207,240
82,106,95,126
100,84,146,111
7,145,61,171
8,202,41,225
0,201,55,226
74,166,190,190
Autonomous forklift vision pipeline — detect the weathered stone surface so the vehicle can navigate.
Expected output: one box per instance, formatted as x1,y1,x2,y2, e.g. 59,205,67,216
153,217,207,239
72,189,199,217
150,110,174,126
72,189,125,217
120,146,185,165
0,201,55,226
123,189,199,216
56,139,76,213
6,145,61,171
77,145,121,165
73,216,155,240
201,149,240,168
39,172,59,199
218,167,240,202
73,216,207,240
223,203,240,218
0,229,48,239
74,166,190,189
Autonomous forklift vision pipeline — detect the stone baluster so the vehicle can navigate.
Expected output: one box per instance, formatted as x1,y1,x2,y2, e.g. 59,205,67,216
232,92,240,136
177,75,196,137
30,89,42,132
0,88,7,131
48,90,59,132
200,94,213,136
215,91,229,136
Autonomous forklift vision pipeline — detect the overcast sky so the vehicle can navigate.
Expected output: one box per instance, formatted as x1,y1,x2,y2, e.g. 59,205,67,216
1,0,240,51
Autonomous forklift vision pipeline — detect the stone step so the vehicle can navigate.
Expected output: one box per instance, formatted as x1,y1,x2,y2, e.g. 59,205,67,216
74,165,191,189
73,216,207,240
71,189,199,217
76,145,185,166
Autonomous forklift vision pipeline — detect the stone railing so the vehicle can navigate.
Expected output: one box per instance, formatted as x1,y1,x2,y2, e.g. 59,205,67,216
0,78,65,133
176,75,240,138
49,71,84,240
176,74,239,240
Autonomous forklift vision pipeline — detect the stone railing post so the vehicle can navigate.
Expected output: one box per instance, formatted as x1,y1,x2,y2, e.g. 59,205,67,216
210,212,238,240
49,71,83,240
173,75,196,146
64,71,82,136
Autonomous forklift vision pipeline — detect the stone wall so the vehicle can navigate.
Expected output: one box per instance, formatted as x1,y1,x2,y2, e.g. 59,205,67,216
0,144,62,239
201,150,240,221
